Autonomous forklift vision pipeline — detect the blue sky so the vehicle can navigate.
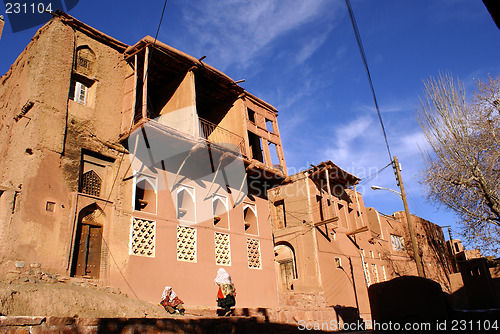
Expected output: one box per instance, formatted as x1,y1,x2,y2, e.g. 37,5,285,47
1,0,499,246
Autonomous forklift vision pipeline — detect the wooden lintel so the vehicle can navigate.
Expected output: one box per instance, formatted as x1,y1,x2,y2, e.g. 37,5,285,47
314,216,339,227
346,225,369,236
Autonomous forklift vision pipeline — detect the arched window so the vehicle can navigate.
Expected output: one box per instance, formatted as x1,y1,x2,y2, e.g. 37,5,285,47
243,204,258,235
134,175,157,214
75,45,96,75
274,243,297,290
81,170,102,197
212,195,229,229
177,187,195,222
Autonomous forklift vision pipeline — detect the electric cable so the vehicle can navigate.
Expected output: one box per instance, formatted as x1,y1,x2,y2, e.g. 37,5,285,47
74,0,169,299
344,0,392,163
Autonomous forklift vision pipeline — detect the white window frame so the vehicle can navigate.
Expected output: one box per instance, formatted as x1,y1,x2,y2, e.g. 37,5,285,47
363,261,371,286
243,203,259,236
371,263,379,283
390,234,405,252
132,172,158,214
73,80,88,104
212,194,230,229
176,185,196,223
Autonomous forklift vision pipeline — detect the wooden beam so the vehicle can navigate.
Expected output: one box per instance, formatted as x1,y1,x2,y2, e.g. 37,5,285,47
346,225,368,236
142,46,149,120
314,216,339,227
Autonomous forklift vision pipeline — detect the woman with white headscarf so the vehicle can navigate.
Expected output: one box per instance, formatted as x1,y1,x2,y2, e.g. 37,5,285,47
160,286,185,315
214,268,236,316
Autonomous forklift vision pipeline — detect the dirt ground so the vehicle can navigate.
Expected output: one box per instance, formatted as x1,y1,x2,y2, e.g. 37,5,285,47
0,279,178,318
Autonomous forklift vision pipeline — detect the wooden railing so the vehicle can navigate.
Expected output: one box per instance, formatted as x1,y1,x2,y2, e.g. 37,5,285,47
199,117,246,156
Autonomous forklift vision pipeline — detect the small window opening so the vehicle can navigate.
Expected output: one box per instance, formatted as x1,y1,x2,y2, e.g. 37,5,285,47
335,257,342,269
247,131,264,163
69,80,89,105
247,108,256,123
46,201,56,212
135,177,157,214
265,118,274,132
274,200,286,229
268,142,282,170
244,205,258,235
213,196,229,229
177,188,195,222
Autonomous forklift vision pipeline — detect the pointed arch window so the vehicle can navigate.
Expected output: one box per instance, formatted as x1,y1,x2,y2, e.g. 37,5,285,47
243,204,258,235
134,174,157,214
177,186,195,222
212,194,229,229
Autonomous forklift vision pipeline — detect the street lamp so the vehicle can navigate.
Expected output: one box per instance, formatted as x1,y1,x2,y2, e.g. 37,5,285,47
371,185,401,197
371,156,425,278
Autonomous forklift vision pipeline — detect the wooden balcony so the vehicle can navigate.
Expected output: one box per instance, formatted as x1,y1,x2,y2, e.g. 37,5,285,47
199,117,246,156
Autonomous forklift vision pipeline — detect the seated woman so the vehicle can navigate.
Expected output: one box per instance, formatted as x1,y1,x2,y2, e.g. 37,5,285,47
160,286,185,315
214,268,236,316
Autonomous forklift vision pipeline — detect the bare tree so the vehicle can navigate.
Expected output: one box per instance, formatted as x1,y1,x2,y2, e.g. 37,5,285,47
418,73,500,256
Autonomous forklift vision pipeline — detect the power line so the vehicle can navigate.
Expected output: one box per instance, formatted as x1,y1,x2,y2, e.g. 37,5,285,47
344,0,392,162
78,0,169,299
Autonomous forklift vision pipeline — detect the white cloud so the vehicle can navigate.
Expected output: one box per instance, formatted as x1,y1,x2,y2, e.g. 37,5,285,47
171,0,342,71
294,28,332,65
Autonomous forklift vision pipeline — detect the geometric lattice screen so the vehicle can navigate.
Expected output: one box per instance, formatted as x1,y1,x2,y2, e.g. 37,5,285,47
130,218,155,257
246,237,261,269
81,170,101,197
177,226,197,262
214,232,231,266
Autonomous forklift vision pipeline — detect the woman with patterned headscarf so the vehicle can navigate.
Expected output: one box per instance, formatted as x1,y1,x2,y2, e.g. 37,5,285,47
214,268,236,316
160,286,185,315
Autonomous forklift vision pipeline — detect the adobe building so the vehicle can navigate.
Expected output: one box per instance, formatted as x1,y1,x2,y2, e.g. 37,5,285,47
268,161,452,323
0,11,287,310
447,239,481,263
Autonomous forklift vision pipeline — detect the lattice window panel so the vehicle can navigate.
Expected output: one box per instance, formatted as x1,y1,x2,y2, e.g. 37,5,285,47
81,170,101,197
130,218,155,257
363,262,371,286
247,238,261,269
77,56,91,70
215,232,231,266
177,226,197,262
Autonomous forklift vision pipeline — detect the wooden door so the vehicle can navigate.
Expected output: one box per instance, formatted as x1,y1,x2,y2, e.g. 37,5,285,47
72,224,102,278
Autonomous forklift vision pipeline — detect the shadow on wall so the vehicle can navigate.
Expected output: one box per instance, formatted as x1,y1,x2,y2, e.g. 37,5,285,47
369,275,500,333
331,305,363,329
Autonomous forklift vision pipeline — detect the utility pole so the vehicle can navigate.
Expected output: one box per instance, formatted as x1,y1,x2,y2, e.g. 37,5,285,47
447,227,459,273
393,156,424,277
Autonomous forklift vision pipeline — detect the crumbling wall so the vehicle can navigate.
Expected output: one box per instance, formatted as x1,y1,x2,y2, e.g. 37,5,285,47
0,18,74,274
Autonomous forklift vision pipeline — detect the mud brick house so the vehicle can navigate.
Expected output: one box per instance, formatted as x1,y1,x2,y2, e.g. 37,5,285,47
0,11,453,322
0,12,287,309
268,161,452,321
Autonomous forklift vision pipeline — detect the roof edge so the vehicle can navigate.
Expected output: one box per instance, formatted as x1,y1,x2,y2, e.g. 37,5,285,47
54,10,128,52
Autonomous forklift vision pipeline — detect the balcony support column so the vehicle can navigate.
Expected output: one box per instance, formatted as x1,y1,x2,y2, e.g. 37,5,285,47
142,46,149,120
